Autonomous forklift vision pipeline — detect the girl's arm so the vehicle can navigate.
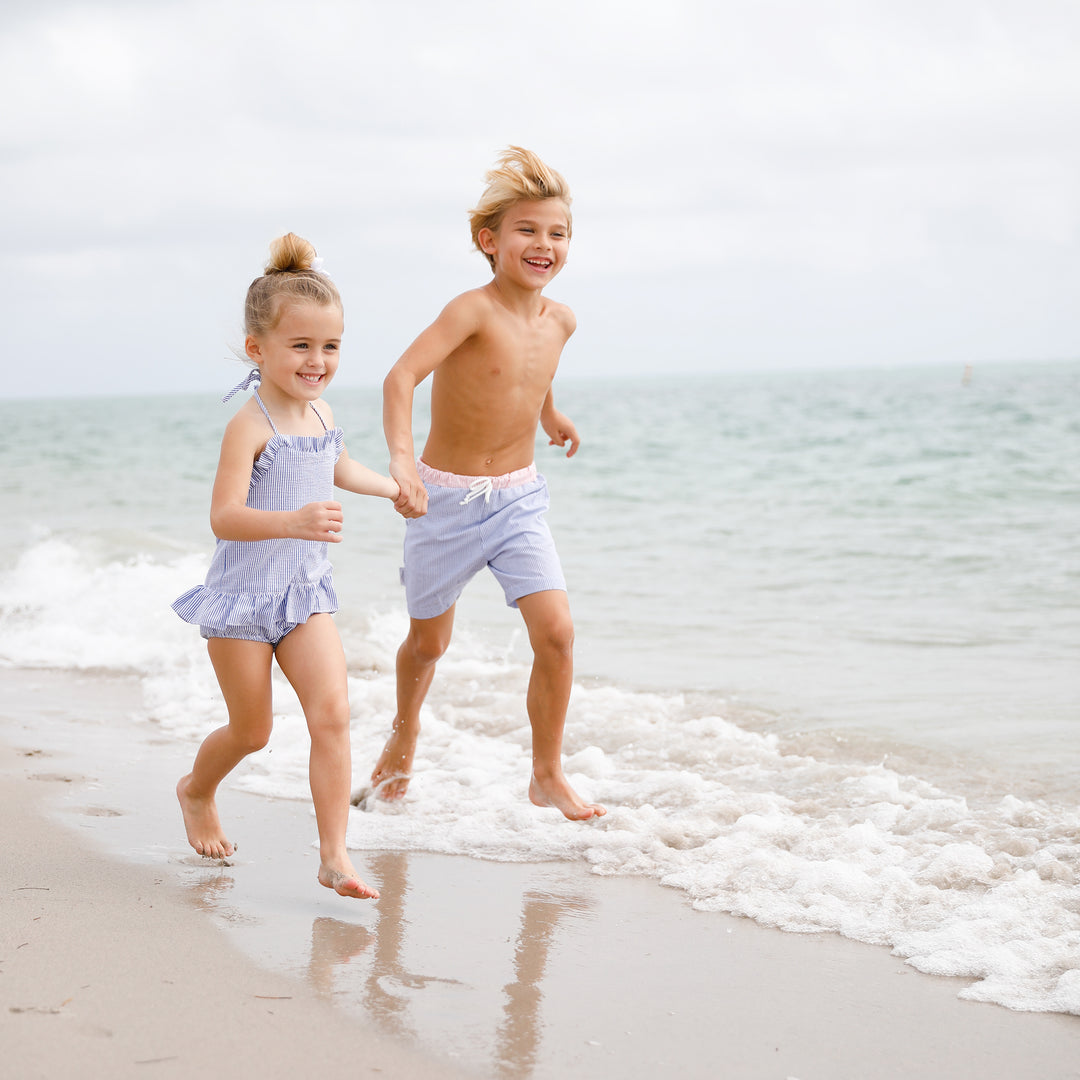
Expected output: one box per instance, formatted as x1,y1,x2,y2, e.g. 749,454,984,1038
310,400,399,501
209,408,344,543
334,445,399,500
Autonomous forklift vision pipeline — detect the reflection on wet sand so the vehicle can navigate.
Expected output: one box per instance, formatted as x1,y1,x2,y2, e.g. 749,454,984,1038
296,851,595,1077
181,862,254,926
307,916,371,1000
494,891,595,1078
355,852,463,1041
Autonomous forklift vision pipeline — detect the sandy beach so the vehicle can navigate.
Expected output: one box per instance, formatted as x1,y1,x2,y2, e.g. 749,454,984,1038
3,668,1079,1080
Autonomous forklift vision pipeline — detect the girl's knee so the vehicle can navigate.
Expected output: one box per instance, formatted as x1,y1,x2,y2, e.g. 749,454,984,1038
306,695,351,739
234,723,272,754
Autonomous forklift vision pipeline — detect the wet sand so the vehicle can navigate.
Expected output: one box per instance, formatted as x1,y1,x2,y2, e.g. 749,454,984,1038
3,668,1080,1079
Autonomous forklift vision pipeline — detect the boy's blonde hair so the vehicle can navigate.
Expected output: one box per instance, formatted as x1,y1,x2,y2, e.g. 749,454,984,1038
469,147,573,270
244,232,342,337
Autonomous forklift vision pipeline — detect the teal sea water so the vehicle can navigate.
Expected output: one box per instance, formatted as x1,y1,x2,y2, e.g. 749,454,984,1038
1,359,1078,1013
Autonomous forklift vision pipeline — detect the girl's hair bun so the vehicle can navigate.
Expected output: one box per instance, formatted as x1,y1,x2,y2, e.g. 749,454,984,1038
266,232,318,275
244,233,341,336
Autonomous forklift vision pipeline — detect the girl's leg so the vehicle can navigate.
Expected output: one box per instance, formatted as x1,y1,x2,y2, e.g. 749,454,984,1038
275,614,378,900
177,637,275,859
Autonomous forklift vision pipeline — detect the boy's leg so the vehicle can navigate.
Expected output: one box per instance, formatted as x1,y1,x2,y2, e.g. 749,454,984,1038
275,614,378,900
516,590,606,821
371,606,456,800
177,638,275,859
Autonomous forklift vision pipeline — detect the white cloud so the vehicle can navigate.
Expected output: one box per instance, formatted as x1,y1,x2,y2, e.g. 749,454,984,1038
2,0,1078,397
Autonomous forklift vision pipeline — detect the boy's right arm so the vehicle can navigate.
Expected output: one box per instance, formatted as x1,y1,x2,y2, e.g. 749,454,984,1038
383,294,482,518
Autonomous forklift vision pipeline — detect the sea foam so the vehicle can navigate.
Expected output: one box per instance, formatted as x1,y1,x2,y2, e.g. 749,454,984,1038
3,537,1079,1016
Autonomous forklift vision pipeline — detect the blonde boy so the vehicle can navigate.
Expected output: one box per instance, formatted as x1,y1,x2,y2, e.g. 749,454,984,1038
372,147,605,820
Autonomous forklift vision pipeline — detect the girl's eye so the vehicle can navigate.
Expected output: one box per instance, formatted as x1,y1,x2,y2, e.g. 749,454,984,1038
294,342,309,350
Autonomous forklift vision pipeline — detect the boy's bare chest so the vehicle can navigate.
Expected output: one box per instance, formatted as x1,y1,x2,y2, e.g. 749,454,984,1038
470,318,563,383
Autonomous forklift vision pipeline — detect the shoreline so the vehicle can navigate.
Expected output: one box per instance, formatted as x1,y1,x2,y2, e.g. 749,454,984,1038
0,728,466,1079
3,667,1080,1079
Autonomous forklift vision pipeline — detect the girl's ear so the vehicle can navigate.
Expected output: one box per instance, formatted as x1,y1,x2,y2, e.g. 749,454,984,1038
244,335,262,362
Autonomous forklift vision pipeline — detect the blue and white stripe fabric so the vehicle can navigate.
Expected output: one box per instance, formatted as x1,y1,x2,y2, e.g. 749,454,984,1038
172,388,344,645
401,459,566,620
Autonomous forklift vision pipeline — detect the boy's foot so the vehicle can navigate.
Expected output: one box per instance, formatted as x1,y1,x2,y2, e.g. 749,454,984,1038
370,722,418,801
176,774,235,859
529,772,607,821
318,863,380,900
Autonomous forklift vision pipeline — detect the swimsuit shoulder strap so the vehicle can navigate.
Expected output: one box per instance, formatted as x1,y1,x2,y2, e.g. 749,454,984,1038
252,389,279,435
308,401,330,432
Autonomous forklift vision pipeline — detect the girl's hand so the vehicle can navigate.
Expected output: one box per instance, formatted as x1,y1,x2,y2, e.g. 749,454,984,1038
292,500,344,542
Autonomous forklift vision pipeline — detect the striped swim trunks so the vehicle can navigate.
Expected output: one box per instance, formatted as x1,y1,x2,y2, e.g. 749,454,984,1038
401,460,566,620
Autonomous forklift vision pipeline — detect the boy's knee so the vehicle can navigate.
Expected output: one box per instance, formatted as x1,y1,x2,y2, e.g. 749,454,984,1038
531,615,574,658
404,626,451,666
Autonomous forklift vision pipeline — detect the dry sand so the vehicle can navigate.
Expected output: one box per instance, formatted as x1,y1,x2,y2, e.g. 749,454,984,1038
3,668,1080,1080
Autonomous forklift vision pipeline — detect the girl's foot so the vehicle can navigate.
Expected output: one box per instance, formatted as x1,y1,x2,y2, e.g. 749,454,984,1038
318,862,379,900
176,774,235,859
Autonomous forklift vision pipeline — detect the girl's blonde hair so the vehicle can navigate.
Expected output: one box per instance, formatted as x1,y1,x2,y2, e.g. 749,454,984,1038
469,147,573,270
244,233,341,337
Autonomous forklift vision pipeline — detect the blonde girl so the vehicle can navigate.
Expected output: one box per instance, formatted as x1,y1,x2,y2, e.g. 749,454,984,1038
172,233,396,900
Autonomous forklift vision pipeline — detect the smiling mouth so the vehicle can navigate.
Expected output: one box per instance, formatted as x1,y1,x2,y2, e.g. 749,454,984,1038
299,373,324,384
525,258,552,270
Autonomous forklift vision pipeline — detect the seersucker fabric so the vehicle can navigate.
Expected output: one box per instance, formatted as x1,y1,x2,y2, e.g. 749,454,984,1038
171,385,344,644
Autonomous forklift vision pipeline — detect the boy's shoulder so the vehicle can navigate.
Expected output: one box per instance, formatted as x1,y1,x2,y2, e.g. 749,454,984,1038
448,283,575,334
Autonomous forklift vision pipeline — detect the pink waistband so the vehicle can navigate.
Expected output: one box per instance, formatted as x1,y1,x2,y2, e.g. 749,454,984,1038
417,459,537,489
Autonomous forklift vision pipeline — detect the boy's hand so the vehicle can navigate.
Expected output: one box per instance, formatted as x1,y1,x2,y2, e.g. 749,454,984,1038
543,410,580,458
390,460,429,518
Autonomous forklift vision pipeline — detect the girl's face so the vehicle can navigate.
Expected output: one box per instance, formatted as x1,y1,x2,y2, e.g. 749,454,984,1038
245,300,343,405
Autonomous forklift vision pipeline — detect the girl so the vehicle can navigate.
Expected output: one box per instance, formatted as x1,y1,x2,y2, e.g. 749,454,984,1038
172,233,397,900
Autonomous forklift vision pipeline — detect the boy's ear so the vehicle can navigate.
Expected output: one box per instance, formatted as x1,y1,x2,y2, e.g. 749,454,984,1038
477,226,497,255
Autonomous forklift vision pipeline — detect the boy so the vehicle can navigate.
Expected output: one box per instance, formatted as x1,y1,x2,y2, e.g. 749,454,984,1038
372,146,605,821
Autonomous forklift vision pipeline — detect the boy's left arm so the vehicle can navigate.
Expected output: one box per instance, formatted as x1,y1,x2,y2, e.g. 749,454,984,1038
540,388,580,458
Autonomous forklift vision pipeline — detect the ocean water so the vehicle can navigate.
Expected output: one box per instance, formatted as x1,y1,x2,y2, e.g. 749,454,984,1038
1,360,1078,1015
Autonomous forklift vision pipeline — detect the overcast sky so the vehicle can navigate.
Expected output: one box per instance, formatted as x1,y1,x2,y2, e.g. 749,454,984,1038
3,0,1079,398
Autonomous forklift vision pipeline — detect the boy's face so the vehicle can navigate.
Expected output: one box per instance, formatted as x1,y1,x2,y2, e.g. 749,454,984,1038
480,199,570,288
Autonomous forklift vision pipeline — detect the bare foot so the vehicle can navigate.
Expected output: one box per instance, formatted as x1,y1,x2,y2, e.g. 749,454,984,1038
370,721,418,801
318,862,379,900
529,771,607,821
176,774,235,859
